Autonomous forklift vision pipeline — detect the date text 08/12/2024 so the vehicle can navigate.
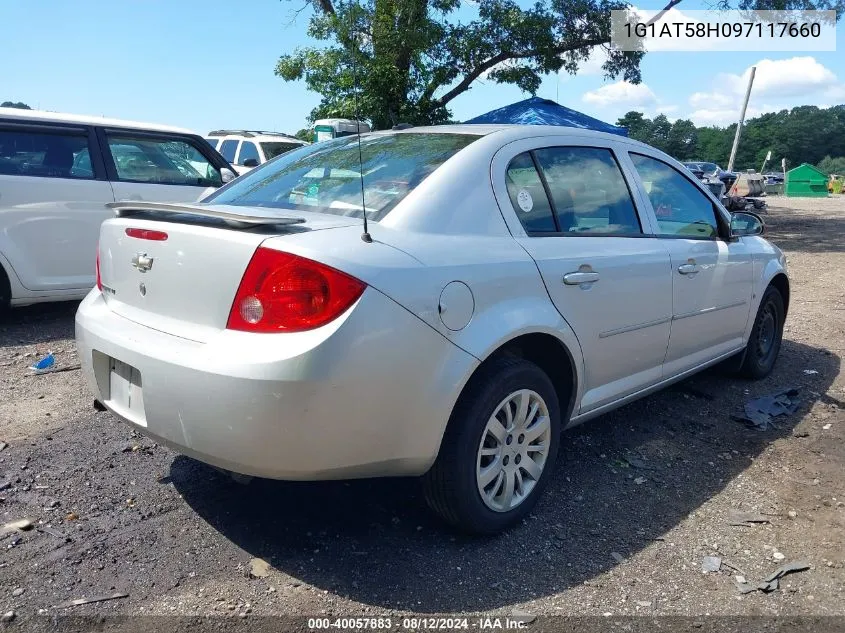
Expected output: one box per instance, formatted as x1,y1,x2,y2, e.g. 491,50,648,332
307,617,531,630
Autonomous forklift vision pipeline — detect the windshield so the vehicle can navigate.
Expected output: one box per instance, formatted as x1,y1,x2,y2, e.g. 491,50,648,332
207,133,479,221
260,141,305,160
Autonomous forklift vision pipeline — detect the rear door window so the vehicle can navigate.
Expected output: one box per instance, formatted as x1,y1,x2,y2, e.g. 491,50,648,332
218,139,238,163
505,153,556,233
0,127,94,179
237,141,260,165
105,135,222,187
533,147,641,235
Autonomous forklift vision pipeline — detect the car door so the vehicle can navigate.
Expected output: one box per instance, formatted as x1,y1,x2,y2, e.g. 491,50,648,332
100,129,225,204
625,152,754,375
492,139,673,414
0,121,114,291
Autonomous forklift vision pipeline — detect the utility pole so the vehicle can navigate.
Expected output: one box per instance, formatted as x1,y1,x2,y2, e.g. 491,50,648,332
760,150,772,174
727,66,756,173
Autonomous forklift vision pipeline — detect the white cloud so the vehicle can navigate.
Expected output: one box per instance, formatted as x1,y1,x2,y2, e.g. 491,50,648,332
654,104,679,115
720,57,838,98
574,47,609,76
582,80,658,107
688,107,761,126
689,91,734,110
685,57,844,125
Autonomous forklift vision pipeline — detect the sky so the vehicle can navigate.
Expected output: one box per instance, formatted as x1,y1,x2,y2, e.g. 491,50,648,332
3,0,844,135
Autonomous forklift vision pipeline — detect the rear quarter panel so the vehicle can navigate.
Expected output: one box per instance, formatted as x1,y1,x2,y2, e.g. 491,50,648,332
263,224,587,416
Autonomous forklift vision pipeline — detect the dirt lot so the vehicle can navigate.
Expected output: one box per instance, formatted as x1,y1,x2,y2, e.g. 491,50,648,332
1,198,843,622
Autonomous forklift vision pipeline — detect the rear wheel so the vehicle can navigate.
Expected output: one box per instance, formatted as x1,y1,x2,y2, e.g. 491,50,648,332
739,285,785,379
422,356,561,535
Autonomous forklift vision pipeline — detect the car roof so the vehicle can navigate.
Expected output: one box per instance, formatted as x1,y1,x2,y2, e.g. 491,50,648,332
207,130,307,143
0,107,197,135
213,134,308,143
369,124,657,151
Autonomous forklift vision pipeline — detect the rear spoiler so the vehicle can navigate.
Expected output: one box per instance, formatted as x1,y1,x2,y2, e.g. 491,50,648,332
107,202,307,227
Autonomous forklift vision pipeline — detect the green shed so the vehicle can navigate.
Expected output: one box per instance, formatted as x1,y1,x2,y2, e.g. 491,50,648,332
785,163,829,198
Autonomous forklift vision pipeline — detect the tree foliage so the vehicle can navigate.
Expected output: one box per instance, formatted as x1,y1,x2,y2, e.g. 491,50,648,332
276,0,842,130
1,101,31,109
818,155,845,175
616,105,845,171
294,128,314,142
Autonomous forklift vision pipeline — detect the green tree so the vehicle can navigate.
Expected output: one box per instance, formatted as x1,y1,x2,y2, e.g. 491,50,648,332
818,155,845,175
295,128,313,142
276,0,842,129
648,114,672,153
694,126,731,165
1,101,31,109
666,118,697,160
616,111,652,143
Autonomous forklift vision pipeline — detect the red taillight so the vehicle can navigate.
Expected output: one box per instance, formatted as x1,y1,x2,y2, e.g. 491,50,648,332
95,245,102,291
126,228,168,241
226,248,366,333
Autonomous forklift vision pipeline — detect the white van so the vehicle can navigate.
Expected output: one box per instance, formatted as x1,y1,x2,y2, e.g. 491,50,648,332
0,108,237,310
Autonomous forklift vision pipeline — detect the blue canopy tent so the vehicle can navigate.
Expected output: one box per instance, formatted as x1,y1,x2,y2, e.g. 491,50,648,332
463,96,628,137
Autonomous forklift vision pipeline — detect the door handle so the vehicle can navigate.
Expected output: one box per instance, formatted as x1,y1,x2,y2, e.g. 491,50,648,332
678,263,699,275
563,271,600,285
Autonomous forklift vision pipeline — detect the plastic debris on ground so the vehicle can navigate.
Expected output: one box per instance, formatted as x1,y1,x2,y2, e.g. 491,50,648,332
732,388,801,430
52,593,129,609
803,369,819,375
736,561,810,594
30,352,55,373
27,352,81,376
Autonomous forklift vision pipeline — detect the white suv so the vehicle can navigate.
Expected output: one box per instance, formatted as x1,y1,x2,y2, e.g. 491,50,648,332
204,130,308,175
0,108,237,311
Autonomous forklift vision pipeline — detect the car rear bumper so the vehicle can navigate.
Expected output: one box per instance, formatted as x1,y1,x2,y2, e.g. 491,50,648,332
75,287,477,480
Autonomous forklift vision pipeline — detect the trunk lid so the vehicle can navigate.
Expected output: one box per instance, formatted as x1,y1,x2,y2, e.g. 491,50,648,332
98,203,358,342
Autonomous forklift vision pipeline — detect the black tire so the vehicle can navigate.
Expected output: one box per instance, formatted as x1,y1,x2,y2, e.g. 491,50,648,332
422,356,561,535
739,285,785,379
0,265,11,317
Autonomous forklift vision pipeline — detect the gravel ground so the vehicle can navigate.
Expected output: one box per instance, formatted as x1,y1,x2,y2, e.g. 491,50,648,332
0,199,843,622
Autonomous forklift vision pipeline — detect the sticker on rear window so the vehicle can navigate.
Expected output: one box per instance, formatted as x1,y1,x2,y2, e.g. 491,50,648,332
516,189,533,212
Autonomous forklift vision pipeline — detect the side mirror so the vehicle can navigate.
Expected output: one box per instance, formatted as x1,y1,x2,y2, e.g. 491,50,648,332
242,158,259,168
730,211,765,237
220,167,236,184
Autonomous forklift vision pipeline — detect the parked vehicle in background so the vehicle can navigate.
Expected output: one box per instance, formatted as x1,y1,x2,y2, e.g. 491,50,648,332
312,119,371,142
683,161,727,199
682,162,705,180
76,125,789,534
764,172,785,185
684,161,737,190
0,107,236,310
205,130,309,175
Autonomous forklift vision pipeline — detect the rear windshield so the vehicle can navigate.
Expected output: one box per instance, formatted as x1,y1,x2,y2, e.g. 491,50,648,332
206,133,479,221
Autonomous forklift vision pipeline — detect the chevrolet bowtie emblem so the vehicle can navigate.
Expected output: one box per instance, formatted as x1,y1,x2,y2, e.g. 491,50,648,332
131,253,154,273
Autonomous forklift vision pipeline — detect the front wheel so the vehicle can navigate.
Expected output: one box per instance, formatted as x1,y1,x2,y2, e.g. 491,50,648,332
0,266,11,317
422,357,561,535
740,285,785,379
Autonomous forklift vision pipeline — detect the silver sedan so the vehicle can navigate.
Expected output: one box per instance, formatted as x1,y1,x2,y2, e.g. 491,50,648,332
75,125,789,534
